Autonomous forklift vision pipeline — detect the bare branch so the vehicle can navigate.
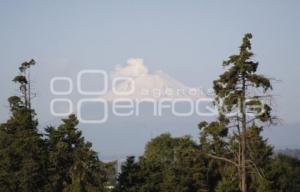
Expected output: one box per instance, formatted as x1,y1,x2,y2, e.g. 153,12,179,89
207,154,239,167
246,160,265,179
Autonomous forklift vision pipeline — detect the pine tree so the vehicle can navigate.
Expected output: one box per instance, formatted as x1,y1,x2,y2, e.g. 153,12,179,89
114,156,140,192
46,114,107,192
199,33,274,192
0,60,48,192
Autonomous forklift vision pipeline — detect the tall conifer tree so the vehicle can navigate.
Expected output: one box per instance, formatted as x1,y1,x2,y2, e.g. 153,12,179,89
0,60,47,192
199,34,274,192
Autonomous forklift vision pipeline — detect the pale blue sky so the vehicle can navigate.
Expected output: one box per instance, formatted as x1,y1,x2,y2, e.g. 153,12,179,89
1,1,299,158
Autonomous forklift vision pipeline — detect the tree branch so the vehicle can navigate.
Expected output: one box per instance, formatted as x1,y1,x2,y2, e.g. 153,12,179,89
207,154,239,167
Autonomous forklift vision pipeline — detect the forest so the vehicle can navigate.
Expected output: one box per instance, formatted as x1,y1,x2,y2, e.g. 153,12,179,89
0,34,299,192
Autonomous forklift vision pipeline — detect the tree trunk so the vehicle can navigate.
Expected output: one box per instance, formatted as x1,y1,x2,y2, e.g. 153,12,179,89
241,127,247,192
240,77,247,192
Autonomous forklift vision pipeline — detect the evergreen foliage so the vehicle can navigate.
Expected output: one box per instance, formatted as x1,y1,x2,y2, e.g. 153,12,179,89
1,37,300,192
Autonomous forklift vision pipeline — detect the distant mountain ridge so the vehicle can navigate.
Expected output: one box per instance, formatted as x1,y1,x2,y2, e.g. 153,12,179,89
101,58,205,100
277,149,300,159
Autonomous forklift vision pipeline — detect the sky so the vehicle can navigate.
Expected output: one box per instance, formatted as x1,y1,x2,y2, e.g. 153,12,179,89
0,0,300,159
